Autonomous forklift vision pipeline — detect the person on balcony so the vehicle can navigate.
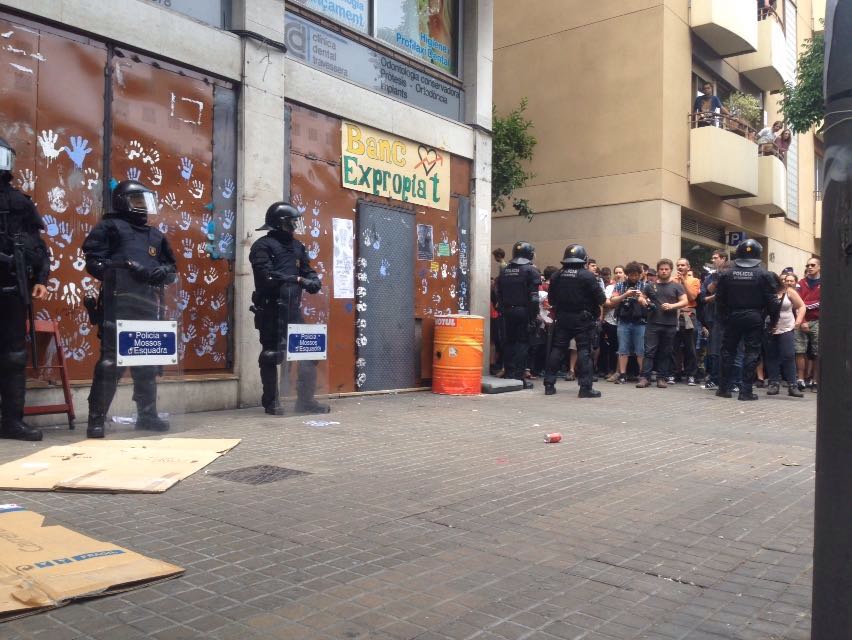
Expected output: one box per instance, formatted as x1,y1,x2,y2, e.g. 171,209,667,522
693,83,730,128
757,121,783,155
776,129,793,160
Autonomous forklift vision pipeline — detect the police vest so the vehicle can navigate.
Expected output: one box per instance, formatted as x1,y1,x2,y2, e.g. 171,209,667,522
550,268,600,315
497,263,534,308
724,265,765,311
104,217,166,270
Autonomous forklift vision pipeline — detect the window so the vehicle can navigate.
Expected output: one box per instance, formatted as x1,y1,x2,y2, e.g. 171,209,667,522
144,0,229,29
293,0,459,75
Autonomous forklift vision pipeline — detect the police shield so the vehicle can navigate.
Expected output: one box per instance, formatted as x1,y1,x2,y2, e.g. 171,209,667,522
88,264,184,432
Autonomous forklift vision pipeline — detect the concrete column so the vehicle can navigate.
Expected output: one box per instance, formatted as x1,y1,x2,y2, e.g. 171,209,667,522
231,0,288,406
463,0,494,371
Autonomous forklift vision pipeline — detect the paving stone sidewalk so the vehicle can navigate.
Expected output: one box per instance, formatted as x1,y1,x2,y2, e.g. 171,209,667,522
1,381,815,640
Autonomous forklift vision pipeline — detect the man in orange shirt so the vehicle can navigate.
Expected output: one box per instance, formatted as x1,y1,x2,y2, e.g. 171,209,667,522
670,257,701,385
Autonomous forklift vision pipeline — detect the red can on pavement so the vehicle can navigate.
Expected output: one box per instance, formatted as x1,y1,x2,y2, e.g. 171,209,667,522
544,433,562,443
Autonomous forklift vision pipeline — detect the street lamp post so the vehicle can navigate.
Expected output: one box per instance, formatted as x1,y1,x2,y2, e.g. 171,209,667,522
811,1,852,638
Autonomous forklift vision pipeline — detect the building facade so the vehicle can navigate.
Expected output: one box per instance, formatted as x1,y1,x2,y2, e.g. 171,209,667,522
492,0,823,275
0,0,493,418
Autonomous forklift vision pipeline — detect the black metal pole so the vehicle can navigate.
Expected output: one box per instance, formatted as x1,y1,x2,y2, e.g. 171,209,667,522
811,1,852,638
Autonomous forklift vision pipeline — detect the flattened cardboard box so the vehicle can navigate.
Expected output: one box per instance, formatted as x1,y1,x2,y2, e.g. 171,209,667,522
0,504,183,622
0,438,241,493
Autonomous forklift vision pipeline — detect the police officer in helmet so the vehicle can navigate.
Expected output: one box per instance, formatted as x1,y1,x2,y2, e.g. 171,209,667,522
714,239,776,400
495,241,541,389
0,138,49,441
249,202,327,415
544,244,606,397
82,179,177,438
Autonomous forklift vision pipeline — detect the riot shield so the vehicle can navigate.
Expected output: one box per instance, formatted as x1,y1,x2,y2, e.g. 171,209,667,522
89,264,184,433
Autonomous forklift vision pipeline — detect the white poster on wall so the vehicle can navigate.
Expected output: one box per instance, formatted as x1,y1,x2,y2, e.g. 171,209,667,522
332,217,354,299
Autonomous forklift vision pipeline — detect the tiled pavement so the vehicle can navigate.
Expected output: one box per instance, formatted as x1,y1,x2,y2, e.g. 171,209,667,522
1,380,815,639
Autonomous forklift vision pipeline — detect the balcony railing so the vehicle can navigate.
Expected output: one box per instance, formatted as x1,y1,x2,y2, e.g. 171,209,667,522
690,112,757,141
688,113,760,198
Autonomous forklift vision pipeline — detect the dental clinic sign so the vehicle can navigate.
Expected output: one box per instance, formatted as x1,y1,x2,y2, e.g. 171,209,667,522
341,121,450,211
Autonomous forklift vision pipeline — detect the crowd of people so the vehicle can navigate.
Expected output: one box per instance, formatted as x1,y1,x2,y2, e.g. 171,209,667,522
490,241,821,400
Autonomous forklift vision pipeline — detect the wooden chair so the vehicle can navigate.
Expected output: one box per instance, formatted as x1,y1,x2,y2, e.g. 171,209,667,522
24,319,76,430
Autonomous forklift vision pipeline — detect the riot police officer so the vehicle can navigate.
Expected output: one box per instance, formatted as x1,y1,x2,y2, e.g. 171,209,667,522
249,202,328,415
544,244,606,397
714,239,776,400
83,180,177,438
0,138,49,441
495,241,541,389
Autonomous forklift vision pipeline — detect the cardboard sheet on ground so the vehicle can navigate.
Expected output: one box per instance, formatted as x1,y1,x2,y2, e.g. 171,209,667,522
0,438,241,493
0,504,183,622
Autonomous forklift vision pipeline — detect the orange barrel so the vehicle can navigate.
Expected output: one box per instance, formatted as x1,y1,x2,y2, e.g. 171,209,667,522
432,314,485,395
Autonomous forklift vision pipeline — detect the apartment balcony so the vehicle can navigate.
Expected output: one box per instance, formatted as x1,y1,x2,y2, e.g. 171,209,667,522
740,154,787,215
813,0,826,33
735,12,786,92
689,115,758,198
814,191,822,240
690,0,758,57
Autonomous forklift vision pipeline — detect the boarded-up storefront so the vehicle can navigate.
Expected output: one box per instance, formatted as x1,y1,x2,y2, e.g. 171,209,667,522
0,13,237,380
288,104,471,394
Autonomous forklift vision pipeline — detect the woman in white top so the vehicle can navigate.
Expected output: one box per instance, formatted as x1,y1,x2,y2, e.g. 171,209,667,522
765,272,806,397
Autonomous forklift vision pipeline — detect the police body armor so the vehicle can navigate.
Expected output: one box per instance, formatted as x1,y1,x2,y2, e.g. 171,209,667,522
549,267,601,319
497,262,539,318
719,264,767,315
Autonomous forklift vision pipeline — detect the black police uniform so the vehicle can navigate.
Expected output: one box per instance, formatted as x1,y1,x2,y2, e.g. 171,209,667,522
83,210,176,434
495,259,540,384
715,262,776,399
249,230,323,413
544,265,605,394
0,179,49,441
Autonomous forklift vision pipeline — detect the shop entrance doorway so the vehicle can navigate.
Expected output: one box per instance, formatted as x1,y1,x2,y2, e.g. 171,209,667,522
356,202,416,391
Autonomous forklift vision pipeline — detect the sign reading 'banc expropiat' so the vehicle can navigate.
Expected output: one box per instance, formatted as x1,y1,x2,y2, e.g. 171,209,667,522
341,121,450,211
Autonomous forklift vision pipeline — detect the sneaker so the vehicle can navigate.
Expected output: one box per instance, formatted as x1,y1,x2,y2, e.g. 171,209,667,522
657,378,668,389
666,376,676,385
687,376,697,386
796,379,806,391
636,378,650,388
766,383,780,396
606,372,620,383
615,375,626,385
787,385,804,398
703,381,718,390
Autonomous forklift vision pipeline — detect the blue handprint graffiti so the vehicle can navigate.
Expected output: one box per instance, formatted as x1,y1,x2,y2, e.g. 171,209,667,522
63,136,92,170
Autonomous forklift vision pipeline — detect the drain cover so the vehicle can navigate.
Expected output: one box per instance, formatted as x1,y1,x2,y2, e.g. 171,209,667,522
211,465,311,485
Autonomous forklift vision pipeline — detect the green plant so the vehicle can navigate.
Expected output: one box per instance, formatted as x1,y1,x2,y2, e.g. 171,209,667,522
492,98,537,220
779,31,825,133
724,91,763,130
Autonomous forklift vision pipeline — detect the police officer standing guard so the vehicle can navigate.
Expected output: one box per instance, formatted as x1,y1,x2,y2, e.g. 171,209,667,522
0,138,49,441
714,239,776,401
249,202,328,415
544,244,606,397
83,180,177,438
495,241,540,389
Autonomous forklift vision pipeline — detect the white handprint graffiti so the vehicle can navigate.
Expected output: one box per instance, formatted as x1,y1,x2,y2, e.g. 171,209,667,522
38,130,61,164
307,242,319,260
70,341,92,362
221,210,234,230
61,282,81,307
80,276,96,295
181,238,194,259
126,140,144,160
150,166,163,186
194,289,207,307
158,221,169,234
127,167,141,181
47,187,67,213
17,169,35,192
162,193,183,210
84,168,99,191
185,264,198,284
219,322,229,336
177,290,191,312
63,136,92,170
220,179,235,199
200,213,213,232
218,234,235,257
210,293,225,311
449,284,457,299
76,194,93,216
189,180,204,199
72,248,86,271
58,221,73,247
203,267,219,285
178,211,191,231
142,148,160,165
291,193,306,214
35,309,52,323
181,325,197,343
379,259,390,277
310,219,321,238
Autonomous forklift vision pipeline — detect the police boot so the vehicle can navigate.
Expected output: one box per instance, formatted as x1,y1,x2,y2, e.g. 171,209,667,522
578,387,601,398
715,388,733,399
88,358,119,438
737,390,759,401
135,411,171,431
294,361,330,414
259,352,284,415
0,366,43,441
544,383,556,396
86,418,105,439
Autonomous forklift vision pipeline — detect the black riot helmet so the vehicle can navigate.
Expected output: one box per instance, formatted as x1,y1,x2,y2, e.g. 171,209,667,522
112,179,158,224
561,243,588,266
0,137,15,182
734,239,763,268
510,241,535,265
257,202,302,232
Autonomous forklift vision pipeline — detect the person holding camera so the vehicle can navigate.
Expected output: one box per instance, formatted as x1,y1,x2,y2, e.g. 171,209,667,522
607,261,650,384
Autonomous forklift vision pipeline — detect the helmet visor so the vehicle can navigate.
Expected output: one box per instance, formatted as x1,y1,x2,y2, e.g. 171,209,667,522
127,191,158,217
0,146,15,172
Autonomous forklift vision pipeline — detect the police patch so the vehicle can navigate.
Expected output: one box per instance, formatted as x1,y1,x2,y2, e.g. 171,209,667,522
148,246,158,257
